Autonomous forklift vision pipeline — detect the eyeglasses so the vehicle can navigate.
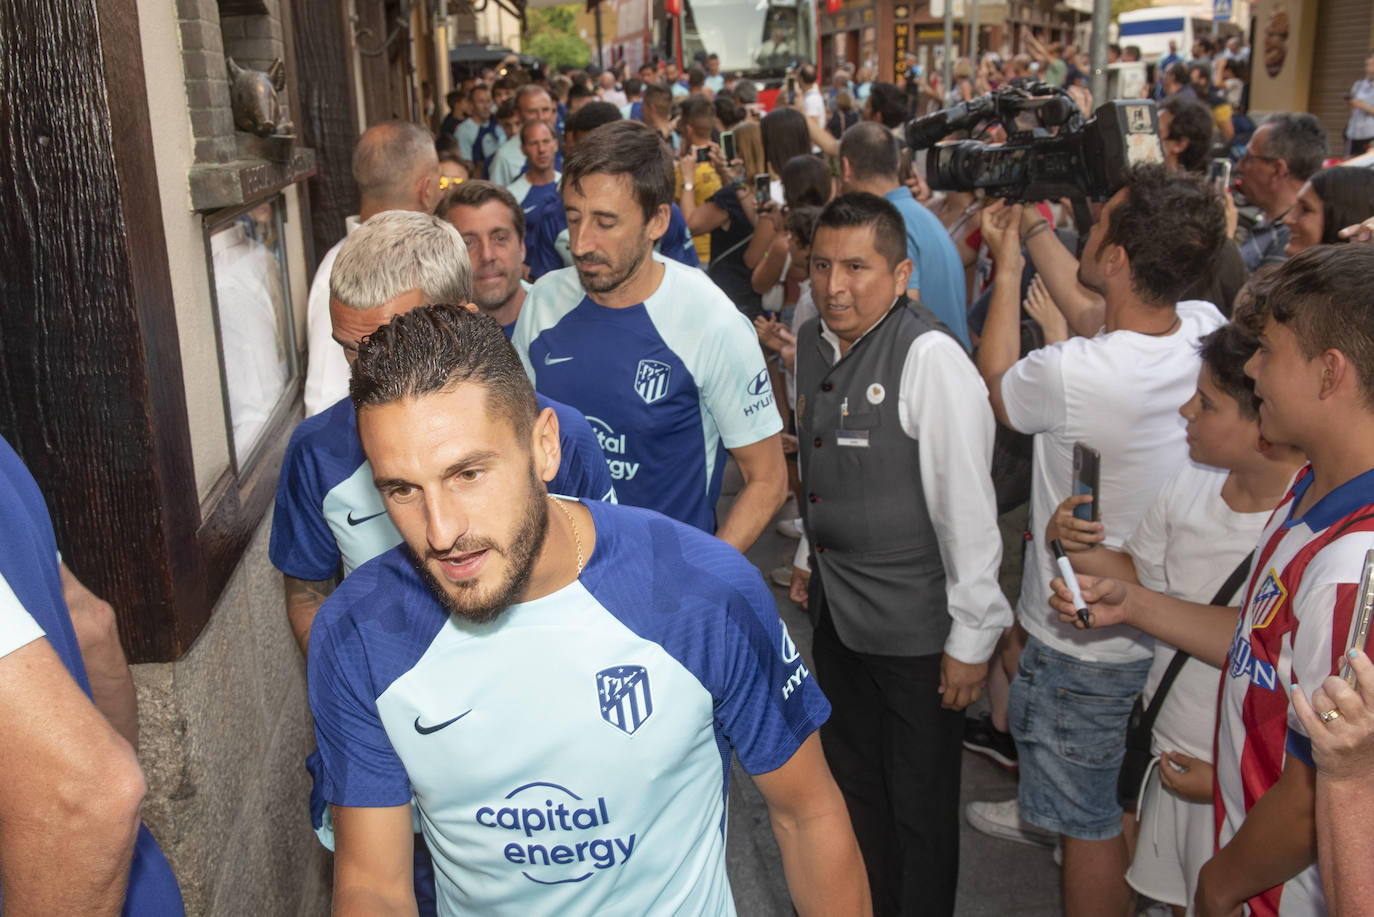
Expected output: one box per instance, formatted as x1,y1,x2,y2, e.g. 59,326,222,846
439,176,466,190
1238,150,1277,166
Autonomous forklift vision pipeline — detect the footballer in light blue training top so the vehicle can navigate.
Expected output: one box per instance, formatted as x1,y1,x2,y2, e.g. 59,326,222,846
512,120,784,547
308,303,868,916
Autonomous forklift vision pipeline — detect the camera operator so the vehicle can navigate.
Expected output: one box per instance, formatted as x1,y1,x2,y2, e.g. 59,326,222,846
975,165,1227,917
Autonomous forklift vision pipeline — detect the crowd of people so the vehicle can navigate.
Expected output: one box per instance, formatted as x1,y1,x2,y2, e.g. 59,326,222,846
7,33,1374,917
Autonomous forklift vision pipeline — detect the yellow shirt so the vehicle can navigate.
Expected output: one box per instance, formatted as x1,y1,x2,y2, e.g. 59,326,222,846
676,160,722,262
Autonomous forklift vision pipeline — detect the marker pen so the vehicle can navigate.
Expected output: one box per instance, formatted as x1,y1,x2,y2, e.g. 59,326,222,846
1051,539,1092,628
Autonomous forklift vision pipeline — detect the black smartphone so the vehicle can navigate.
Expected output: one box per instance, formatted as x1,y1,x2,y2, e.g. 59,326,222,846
695,147,710,164
1072,442,1101,523
785,74,797,105
1207,158,1232,194
754,173,770,205
721,130,736,163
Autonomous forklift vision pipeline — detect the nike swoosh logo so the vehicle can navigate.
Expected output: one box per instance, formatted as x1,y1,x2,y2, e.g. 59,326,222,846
544,355,574,365
413,709,473,735
346,510,387,526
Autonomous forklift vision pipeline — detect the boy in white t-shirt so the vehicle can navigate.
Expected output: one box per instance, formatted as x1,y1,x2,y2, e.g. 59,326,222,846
1049,322,1306,916
976,166,1228,917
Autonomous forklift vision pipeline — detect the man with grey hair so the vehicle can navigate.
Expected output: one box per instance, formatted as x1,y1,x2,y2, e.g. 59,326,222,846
271,208,614,917
273,209,613,656
1234,112,1328,270
303,119,442,417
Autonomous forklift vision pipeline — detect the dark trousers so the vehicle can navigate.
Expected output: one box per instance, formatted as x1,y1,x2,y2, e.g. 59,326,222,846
811,607,964,917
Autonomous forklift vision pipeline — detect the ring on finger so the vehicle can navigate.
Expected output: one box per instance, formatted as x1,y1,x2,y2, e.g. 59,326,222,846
1319,708,1343,724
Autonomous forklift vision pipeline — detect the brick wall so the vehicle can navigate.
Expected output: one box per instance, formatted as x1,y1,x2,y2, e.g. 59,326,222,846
176,0,289,164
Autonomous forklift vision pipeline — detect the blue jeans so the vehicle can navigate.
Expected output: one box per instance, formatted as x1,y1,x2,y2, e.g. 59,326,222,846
1008,634,1150,840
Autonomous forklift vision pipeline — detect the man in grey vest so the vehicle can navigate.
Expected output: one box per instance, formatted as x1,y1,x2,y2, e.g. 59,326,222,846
795,193,1012,917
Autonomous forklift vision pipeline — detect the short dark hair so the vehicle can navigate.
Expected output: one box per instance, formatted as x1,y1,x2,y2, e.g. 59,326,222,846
839,120,900,182
567,83,595,104
1160,97,1214,173
623,77,643,98
781,154,832,209
760,108,812,176
1237,244,1374,404
1308,167,1374,246
446,89,464,107
561,119,673,223
564,101,622,137
815,192,907,271
491,77,517,94
687,66,706,88
350,304,538,436
439,179,525,239
798,64,817,86
642,84,672,119
1265,113,1328,180
681,96,715,137
495,98,517,121
1165,61,1189,86
715,97,744,129
1102,165,1226,306
785,205,822,248
865,82,907,129
1198,323,1261,418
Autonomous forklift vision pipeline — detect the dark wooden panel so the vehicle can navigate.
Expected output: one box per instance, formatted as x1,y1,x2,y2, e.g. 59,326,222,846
290,0,361,274
0,0,207,660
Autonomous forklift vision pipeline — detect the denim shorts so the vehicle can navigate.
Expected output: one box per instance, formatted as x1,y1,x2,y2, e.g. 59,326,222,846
1008,634,1151,840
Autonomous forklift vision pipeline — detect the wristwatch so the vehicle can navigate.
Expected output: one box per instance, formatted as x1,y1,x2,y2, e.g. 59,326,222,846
682,181,694,191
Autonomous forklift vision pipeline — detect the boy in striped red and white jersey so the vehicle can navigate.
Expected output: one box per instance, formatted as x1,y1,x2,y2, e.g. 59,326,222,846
1050,244,1374,917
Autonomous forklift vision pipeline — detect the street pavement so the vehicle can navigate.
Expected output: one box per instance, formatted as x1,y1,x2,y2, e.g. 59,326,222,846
719,465,1063,916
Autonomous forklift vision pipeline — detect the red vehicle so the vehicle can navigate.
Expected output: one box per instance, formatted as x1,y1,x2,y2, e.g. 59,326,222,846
664,0,818,106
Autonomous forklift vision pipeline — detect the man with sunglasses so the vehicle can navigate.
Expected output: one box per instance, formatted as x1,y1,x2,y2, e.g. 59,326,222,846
303,120,442,416
1234,114,1327,272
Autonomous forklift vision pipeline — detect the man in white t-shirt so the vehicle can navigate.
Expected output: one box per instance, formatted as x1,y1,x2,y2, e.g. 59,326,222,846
303,121,440,415
798,64,826,142
974,165,1228,917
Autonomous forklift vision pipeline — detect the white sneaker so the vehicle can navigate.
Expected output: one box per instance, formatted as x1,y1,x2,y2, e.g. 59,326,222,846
770,565,794,588
964,799,1057,849
775,517,804,539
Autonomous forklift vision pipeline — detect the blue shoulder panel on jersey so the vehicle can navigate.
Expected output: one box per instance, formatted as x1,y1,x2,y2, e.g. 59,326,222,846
578,500,828,777
0,436,89,693
537,393,616,502
309,547,450,807
270,397,365,581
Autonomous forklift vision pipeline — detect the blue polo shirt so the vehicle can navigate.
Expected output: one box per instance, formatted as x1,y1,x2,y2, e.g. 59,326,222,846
883,187,971,350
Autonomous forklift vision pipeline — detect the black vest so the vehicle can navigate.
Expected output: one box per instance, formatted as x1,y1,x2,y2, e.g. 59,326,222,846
796,298,951,656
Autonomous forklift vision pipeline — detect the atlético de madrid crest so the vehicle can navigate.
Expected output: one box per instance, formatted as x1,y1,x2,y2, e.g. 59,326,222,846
634,360,671,405
596,665,653,735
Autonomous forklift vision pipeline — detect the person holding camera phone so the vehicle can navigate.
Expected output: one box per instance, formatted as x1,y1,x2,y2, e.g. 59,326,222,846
677,126,762,320
675,97,724,263
1049,243,1374,917
1047,319,1305,917
973,165,1227,917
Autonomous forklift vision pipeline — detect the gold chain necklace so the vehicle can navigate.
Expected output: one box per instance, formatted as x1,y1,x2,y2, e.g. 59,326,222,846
548,495,584,574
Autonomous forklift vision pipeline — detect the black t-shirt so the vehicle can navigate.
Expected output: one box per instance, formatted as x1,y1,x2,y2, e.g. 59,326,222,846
707,187,761,320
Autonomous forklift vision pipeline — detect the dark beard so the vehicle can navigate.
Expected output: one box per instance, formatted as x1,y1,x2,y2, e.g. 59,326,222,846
412,468,549,624
575,242,649,295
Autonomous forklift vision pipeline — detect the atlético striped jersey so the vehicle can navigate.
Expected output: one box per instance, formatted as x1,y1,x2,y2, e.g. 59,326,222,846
1216,464,1374,916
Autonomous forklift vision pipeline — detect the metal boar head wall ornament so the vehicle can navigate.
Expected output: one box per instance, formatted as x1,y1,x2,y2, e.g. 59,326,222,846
227,57,295,140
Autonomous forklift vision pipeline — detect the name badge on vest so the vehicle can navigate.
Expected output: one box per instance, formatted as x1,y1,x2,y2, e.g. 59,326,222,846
836,429,869,448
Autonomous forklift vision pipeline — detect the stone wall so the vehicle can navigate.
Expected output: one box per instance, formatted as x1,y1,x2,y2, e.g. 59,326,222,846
133,515,330,917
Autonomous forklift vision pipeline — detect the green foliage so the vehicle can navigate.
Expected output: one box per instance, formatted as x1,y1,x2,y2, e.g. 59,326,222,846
1111,0,1152,21
525,4,590,70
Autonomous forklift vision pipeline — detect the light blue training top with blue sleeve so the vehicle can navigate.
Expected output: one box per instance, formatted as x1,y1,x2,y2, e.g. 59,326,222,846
307,498,829,916
883,187,971,350
512,256,782,534
270,392,615,581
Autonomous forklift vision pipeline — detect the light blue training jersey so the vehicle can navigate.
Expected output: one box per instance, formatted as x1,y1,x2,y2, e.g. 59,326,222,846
270,393,615,581
512,256,781,533
308,498,829,916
